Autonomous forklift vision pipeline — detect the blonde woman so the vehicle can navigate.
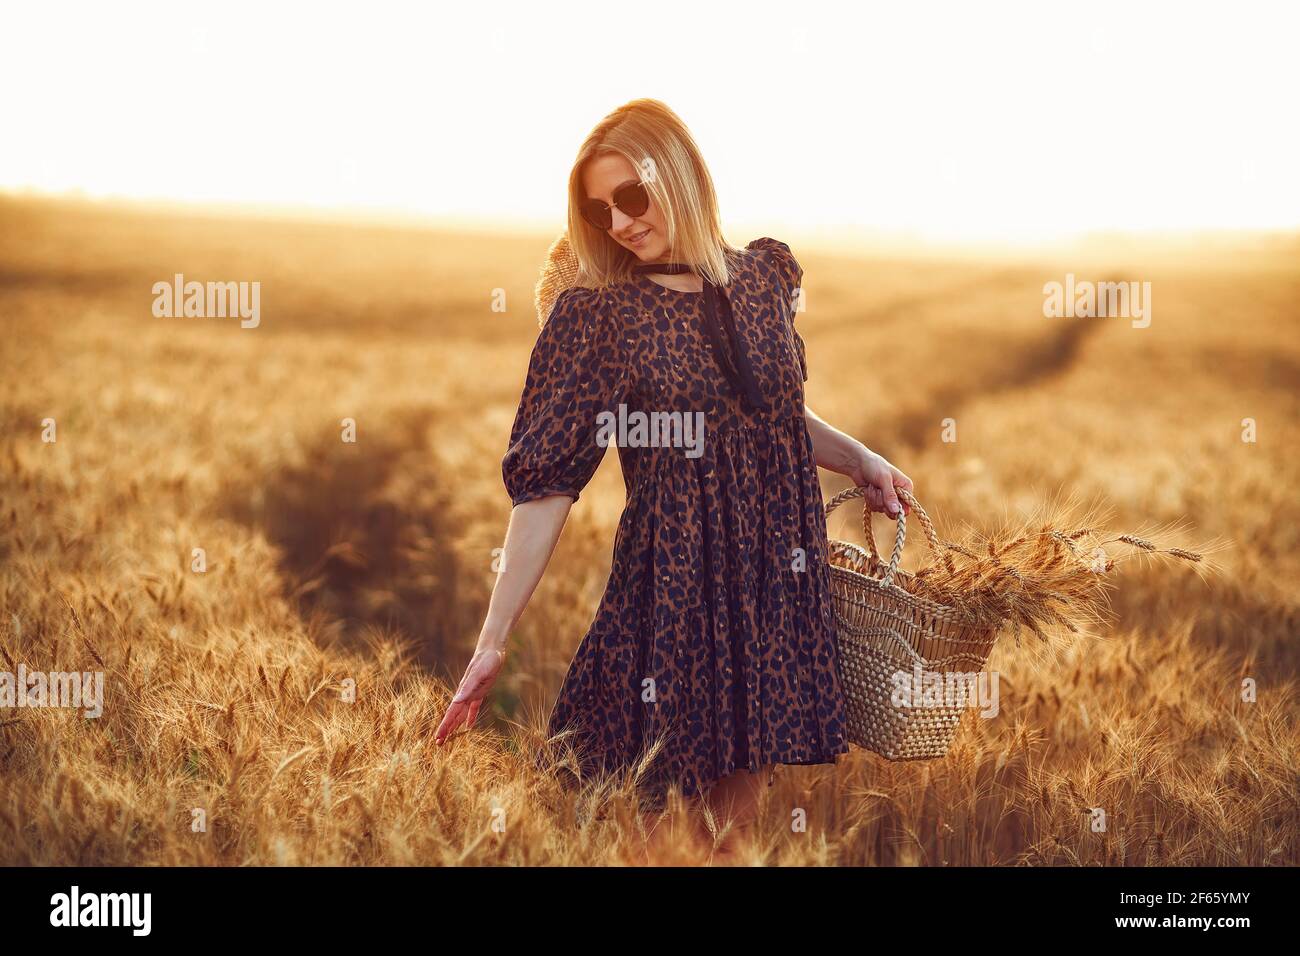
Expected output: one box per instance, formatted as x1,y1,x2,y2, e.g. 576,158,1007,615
435,98,913,857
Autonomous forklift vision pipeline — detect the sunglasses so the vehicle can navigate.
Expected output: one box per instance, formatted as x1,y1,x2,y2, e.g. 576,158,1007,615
579,179,650,230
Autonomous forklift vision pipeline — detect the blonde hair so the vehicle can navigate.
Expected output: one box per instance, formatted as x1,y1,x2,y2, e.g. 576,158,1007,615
565,98,739,292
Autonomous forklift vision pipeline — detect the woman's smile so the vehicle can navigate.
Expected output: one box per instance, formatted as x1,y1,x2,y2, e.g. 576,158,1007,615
623,226,652,248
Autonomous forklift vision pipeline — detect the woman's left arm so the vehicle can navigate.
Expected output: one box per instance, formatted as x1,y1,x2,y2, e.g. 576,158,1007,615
804,403,914,517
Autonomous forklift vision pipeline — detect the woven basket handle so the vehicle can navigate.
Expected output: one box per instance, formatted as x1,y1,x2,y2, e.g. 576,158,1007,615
824,486,941,587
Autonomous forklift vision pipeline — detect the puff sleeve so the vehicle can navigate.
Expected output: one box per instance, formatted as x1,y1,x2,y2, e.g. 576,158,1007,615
501,286,631,506
747,237,808,382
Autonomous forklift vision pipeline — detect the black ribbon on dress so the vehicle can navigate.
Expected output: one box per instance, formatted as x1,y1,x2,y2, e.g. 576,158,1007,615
632,262,766,412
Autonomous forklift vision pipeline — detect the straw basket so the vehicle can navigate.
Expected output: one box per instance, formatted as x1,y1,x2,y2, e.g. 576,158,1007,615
825,486,1001,760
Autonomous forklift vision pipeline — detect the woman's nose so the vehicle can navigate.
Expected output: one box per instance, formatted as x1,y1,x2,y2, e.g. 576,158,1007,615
609,206,636,233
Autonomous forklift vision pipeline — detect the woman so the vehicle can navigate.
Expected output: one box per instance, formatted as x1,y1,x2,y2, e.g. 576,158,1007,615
434,99,912,855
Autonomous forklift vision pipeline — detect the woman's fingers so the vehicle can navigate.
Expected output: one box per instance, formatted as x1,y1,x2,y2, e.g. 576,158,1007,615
437,649,506,745
856,480,888,514
435,701,466,746
853,449,914,517
877,475,903,518
892,472,914,514
891,468,914,514
860,457,902,517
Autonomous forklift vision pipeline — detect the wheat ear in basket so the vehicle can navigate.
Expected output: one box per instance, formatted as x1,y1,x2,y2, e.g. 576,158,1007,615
826,486,1000,760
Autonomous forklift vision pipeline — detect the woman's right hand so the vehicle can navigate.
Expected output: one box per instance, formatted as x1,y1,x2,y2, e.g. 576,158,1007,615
434,646,507,745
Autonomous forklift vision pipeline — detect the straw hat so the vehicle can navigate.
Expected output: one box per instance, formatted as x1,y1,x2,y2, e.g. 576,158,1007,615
533,232,588,329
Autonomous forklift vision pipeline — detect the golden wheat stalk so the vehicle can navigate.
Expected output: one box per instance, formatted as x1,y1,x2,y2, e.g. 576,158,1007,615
902,508,1215,644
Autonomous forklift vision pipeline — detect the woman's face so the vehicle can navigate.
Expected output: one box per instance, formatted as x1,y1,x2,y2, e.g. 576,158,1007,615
581,153,671,263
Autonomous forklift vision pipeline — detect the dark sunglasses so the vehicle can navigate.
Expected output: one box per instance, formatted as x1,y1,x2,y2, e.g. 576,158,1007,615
579,180,650,230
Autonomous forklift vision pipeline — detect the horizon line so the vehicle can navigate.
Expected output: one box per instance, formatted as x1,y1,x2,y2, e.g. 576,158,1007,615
5,187,1299,259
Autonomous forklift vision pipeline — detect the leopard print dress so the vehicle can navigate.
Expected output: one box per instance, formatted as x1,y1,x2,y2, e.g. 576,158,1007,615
502,237,849,810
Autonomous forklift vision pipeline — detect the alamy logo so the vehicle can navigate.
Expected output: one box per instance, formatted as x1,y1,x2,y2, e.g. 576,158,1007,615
0,666,103,718
50,886,151,936
1042,273,1151,328
890,665,999,717
595,404,706,459
152,273,260,328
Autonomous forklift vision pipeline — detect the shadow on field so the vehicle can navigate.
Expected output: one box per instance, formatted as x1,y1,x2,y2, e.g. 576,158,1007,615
894,309,1103,449
217,409,490,672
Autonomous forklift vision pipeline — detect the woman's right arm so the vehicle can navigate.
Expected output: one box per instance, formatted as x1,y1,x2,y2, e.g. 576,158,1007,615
434,493,573,745
435,284,626,745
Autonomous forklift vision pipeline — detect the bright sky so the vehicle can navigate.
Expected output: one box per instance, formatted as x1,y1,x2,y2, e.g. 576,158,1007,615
4,0,1298,241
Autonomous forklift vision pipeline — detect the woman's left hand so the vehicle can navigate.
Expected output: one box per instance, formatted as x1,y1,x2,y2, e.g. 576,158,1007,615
840,443,914,517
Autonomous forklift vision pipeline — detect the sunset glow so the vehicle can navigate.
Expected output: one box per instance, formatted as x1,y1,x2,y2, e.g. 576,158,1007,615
5,0,1298,240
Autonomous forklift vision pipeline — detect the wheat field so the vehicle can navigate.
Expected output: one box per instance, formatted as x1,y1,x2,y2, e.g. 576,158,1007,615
0,195,1296,865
